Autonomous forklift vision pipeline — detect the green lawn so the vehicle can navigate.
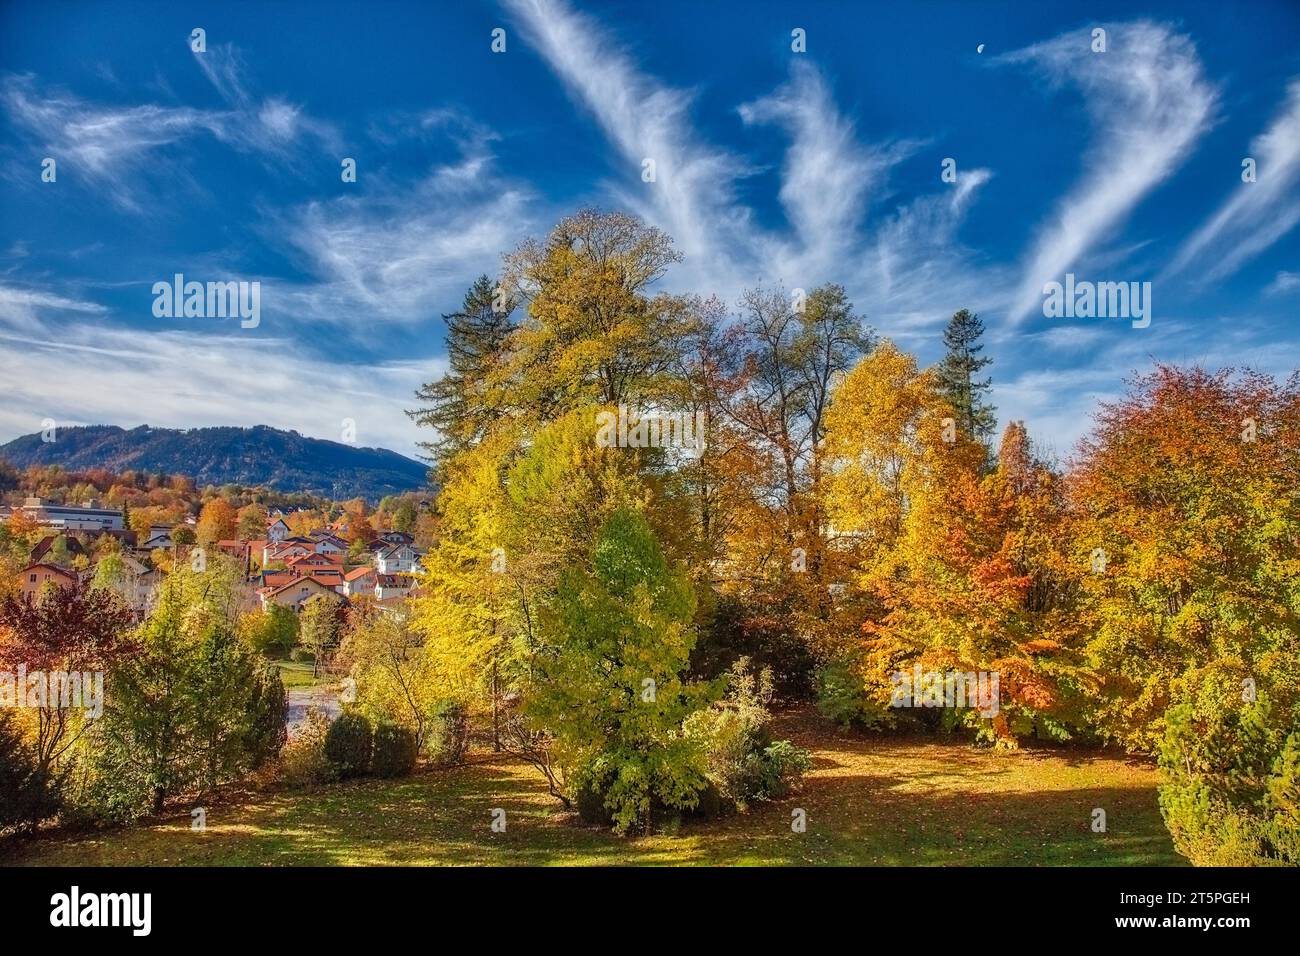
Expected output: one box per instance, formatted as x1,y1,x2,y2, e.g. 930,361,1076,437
2,711,1183,866
276,660,324,688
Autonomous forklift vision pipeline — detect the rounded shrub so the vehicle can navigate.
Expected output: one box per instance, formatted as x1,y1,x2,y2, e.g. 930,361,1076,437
427,700,469,765
371,722,418,778
1158,693,1299,865
324,713,373,779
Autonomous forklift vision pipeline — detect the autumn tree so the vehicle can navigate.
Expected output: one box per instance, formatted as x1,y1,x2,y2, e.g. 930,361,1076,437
0,580,135,775
338,612,442,751
195,498,237,546
237,503,267,540
525,507,709,832
338,499,375,545
1068,366,1300,752
5,508,40,546
299,594,344,676
82,556,285,818
499,209,693,419
719,284,873,665
239,604,298,658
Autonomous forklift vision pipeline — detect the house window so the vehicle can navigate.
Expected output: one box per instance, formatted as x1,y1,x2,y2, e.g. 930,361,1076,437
29,573,36,583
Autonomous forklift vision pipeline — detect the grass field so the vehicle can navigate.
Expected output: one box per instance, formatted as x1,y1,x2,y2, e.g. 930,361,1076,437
276,660,325,688
1,710,1183,867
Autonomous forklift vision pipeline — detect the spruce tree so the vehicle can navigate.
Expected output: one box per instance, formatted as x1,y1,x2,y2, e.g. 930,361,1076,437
937,308,996,446
408,275,516,478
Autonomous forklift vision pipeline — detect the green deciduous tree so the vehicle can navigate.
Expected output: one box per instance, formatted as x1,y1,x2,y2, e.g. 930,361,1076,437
525,507,709,833
80,557,286,820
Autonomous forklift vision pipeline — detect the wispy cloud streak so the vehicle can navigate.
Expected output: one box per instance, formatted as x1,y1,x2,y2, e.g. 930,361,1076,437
999,21,1218,323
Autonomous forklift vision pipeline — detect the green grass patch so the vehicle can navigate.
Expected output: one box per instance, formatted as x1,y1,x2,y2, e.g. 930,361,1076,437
1,711,1183,867
276,660,323,689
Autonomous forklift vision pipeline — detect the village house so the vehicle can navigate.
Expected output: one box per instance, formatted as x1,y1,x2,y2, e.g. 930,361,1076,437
16,563,78,601
112,555,161,615
375,544,420,574
308,530,349,556
140,525,176,550
285,551,342,572
30,534,89,565
342,565,377,597
259,574,347,612
374,573,415,601
263,541,314,566
255,569,298,589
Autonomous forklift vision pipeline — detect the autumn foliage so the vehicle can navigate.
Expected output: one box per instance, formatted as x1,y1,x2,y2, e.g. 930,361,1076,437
400,209,1296,845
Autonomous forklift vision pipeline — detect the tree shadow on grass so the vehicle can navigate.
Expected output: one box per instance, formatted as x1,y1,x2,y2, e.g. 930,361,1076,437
5,744,1184,867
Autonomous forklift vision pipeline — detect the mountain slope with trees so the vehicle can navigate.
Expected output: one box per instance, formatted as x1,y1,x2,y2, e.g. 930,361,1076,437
0,425,428,501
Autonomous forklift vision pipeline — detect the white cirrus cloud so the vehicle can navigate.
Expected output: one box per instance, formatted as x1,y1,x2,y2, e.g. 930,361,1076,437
1,53,336,211
998,21,1218,324
739,61,927,289
505,0,994,335
1264,269,1300,296
0,282,107,332
271,135,540,325
1166,79,1300,284
0,322,439,458
503,0,759,294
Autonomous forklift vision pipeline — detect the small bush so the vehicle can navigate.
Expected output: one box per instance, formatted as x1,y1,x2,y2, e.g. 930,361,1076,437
324,713,373,779
242,605,299,658
427,700,469,765
815,660,891,729
755,740,812,800
0,715,62,834
684,658,811,811
244,663,289,769
1158,692,1299,866
278,709,335,788
290,648,315,664
371,722,418,778
681,779,726,821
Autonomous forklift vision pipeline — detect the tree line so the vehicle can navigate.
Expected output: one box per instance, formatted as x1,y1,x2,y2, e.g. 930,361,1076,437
405,208,1299,858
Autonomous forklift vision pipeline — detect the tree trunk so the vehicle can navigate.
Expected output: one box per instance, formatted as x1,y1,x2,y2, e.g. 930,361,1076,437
492,653,501,753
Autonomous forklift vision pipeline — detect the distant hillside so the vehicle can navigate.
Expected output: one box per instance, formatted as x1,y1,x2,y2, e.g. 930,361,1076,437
0,425,430,502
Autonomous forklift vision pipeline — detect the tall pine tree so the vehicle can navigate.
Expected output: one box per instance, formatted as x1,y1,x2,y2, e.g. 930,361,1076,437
937,308,996,447
408,275,516,479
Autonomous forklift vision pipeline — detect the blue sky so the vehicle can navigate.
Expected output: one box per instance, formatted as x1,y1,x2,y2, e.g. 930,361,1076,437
1,0,1298,461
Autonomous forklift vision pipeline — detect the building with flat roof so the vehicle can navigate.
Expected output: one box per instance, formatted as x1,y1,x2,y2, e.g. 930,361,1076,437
3,496,124,531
